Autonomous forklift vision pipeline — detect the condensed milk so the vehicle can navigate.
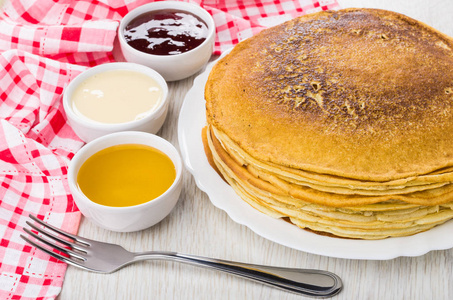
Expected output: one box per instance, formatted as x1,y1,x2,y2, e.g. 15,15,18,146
71,69,163,124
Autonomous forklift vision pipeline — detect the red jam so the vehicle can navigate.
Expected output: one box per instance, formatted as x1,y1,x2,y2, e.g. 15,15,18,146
124,9,209,55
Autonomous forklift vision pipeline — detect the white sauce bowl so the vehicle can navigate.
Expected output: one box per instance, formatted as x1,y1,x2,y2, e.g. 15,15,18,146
63,62,168,143
68,131,183,232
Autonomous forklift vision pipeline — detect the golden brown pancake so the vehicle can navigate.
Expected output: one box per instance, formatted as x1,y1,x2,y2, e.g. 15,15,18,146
205,125,453,239
205,8,453,181
203,8,453,239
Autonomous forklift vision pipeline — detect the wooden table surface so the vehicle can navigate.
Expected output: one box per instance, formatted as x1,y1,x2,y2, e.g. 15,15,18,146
58,1,453,299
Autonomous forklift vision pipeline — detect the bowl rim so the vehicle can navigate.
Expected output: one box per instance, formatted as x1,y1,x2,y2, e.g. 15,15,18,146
118,1,216,60
67,131,183,212
63,62,169,130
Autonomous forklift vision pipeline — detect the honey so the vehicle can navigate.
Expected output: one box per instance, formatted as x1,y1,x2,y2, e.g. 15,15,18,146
77,144,176,207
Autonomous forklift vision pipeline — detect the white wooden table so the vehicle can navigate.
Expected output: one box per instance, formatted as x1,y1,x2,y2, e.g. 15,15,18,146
58,1,453,299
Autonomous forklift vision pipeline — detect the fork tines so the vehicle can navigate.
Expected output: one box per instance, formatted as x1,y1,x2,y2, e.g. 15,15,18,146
21,214,88,267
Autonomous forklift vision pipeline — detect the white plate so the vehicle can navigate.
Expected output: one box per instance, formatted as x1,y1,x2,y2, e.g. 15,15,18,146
177,54,453,260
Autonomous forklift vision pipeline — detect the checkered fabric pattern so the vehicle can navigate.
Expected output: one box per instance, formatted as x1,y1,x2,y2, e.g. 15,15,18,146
0,0,339,299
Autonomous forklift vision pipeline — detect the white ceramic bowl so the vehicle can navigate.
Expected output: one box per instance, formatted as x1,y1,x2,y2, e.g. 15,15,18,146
68,131,183,232
118,1,215,81
63,62,168,143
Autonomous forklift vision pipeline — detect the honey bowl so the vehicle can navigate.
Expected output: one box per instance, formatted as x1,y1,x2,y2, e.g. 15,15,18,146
118,1,216,81
67,131,183,232
63,62,168,143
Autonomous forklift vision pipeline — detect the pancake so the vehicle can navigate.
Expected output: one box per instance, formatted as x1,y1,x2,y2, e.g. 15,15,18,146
205,125,453,239
208,126,453,205
203,8,453,239
205,8,453,182
212,126,453,193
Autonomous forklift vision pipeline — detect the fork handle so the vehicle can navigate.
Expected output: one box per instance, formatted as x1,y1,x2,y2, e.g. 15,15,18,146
133,251,342,297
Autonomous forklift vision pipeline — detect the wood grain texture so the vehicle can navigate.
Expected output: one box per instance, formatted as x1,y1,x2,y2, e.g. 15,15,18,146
58,1,453,299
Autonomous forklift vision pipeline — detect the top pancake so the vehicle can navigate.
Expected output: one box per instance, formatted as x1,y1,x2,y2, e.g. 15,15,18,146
205,8,453,182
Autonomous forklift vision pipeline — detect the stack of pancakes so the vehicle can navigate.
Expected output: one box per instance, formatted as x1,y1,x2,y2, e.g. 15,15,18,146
203,8,453,239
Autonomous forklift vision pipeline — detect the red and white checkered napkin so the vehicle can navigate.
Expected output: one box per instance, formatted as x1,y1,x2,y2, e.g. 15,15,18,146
0,0,339,299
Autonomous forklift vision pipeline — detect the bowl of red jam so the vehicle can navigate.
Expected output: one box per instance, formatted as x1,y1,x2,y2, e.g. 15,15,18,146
118,1,215,81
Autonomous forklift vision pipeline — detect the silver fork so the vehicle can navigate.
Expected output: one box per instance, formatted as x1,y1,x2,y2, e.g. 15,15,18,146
21,214,342,298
